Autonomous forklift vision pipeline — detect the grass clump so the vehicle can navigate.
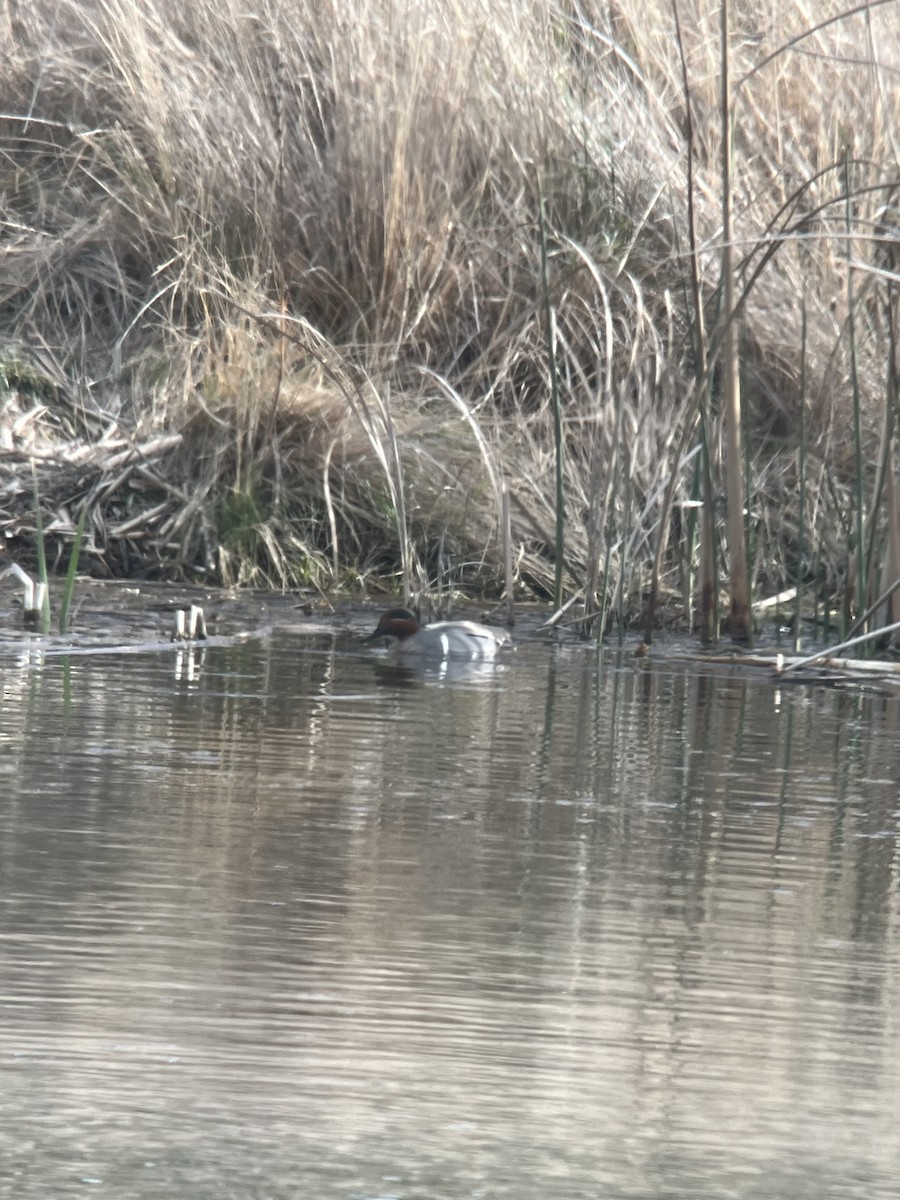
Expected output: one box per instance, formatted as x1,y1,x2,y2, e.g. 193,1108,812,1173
0,0,897,635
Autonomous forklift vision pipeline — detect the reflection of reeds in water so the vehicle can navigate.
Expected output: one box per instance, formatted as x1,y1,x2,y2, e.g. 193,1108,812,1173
1,0,897,641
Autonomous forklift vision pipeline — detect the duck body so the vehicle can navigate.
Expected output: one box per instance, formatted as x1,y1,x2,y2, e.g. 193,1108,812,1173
363,608,511,661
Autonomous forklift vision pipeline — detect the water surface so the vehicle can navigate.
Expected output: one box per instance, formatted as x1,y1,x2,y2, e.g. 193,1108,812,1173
1,601,899,1198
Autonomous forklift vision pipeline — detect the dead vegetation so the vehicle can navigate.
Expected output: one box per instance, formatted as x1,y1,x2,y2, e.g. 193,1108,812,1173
1,0,897,627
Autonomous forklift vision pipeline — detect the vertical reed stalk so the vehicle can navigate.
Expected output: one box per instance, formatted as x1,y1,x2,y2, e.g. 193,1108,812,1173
381,386,413,604
673,0,717,642
322,439,340,585
267,36,288,509
845,152,866,623
892,296,897,643
682,490,700,630
501,480,514,626
644,406,699,643
821,543,831,642
538,191,565,610
671,0,707,374
58,503,88,634
30,463,51,634
583,447,603,637
596,440,622,645
888,294,900,643
597,538,612,645
795,295,807,652
615,455,633,641
720,0,750,642
697,403,718,642
596,373,624,644
886,465,900,642
671,0,708,641
862,283,897,611
660,0,707,640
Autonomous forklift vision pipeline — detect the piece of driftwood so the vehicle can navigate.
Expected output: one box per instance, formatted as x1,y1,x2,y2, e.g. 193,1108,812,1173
776,619,900,674
646,645,900,690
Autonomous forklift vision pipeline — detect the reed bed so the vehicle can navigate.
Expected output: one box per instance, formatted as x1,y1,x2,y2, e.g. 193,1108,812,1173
1,0,897,634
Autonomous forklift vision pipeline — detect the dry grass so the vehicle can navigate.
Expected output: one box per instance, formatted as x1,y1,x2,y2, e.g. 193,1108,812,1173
1,0,897,623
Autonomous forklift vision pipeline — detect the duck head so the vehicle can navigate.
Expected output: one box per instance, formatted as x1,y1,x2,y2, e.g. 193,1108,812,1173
362,608,421,643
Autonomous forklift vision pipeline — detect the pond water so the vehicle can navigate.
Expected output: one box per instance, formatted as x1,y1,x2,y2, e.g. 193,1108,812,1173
1,590,899,1199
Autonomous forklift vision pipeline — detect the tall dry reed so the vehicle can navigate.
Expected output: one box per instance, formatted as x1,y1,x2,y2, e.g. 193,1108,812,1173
1,0,897,626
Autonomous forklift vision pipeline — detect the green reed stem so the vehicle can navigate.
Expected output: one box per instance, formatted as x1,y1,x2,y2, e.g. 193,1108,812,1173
59,504,88,634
